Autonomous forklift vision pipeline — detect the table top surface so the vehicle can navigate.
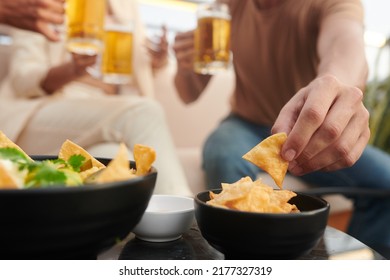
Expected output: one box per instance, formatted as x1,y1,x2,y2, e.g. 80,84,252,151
98,225,386,260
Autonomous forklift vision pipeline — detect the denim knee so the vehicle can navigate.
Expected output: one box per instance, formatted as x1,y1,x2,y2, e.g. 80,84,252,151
203,139,259,189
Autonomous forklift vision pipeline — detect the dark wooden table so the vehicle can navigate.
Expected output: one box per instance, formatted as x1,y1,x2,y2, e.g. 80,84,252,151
98,225,386,260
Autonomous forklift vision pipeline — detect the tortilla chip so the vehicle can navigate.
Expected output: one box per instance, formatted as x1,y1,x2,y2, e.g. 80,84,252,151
208,177,254,208
207,177,298,213
79,166,101,182
133,144,156,176
94,143,136,183
242,132,288,188
0,162,18,189
58,139,105,170
0,130,32,161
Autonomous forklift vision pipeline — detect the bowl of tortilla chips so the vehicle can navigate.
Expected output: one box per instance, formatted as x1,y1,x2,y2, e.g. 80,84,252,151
0,131,157,259
195,184,329,259
195,133,330,259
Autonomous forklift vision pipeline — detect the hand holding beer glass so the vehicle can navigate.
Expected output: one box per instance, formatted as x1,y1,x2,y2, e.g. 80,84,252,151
194,2,231,75
85,15,134,85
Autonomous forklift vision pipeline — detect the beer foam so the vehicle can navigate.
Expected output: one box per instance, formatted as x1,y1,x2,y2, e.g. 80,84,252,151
105,24,133,33
198,10,231,21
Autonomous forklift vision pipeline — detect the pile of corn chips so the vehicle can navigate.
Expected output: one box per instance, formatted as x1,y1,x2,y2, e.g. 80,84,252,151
207,132,299,213
208,176,298,213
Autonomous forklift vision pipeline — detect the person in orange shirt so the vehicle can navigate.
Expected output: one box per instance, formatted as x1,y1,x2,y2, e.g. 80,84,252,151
173,0,390,258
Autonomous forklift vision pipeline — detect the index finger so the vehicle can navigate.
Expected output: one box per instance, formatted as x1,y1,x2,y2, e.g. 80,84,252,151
280,80,339,161
161,24,168,38
42,0,66,12
37,9,64,25
174,30,194,42
173,32,195,55
35,0,65,25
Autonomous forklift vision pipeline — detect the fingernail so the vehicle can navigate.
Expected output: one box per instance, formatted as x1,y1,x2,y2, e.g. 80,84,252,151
284,149,296,161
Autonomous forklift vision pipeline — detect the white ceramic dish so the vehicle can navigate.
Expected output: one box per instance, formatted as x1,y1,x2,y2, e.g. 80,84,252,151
132,194,195,242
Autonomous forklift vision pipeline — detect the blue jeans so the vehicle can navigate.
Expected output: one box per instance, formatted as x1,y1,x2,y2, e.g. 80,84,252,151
203,114,390,255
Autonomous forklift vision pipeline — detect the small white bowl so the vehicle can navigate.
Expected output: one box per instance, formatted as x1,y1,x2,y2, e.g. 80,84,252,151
132,194,195,242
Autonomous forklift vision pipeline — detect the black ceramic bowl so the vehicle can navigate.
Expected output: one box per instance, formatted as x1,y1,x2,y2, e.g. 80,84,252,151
195,189,330,259
0,156,157,259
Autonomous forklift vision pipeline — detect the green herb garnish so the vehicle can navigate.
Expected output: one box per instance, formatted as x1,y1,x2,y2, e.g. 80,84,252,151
67,154,86,172
0,147,87,188
0,147,30,164
25,161,68,188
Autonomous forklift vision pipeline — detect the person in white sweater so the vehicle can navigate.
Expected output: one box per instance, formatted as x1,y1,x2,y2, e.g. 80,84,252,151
0,0,192,196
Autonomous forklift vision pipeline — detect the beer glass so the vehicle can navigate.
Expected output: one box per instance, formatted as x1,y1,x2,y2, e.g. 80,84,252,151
101,18,134,84
194,2,231,75
65,0,106,55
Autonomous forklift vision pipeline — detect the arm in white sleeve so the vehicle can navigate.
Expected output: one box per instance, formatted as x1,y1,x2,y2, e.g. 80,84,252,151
8,29,52,98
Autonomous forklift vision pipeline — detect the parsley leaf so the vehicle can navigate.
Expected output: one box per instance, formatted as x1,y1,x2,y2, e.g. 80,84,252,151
25,161,67,188
0,147,29,163
1,148,86,188
67,154,86,172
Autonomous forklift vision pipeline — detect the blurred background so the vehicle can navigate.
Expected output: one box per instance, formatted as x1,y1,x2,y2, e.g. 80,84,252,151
0,0,388,230
1,0,388,80
137,0,390,80
0,0,389,158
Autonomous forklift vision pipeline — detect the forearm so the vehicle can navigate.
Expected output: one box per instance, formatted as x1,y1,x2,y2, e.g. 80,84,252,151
317,17,368,90
174,70,212,104
40,62,81,94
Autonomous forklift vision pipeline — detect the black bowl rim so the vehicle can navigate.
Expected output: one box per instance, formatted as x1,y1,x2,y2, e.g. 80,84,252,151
195,189,330,217
0,155,157,194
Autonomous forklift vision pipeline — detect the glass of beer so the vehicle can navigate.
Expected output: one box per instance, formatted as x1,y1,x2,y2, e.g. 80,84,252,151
65,0,106,55
194,2,231,75
101,18,134,84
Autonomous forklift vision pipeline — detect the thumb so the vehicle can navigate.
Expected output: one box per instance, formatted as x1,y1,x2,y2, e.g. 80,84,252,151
271,95,305,162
